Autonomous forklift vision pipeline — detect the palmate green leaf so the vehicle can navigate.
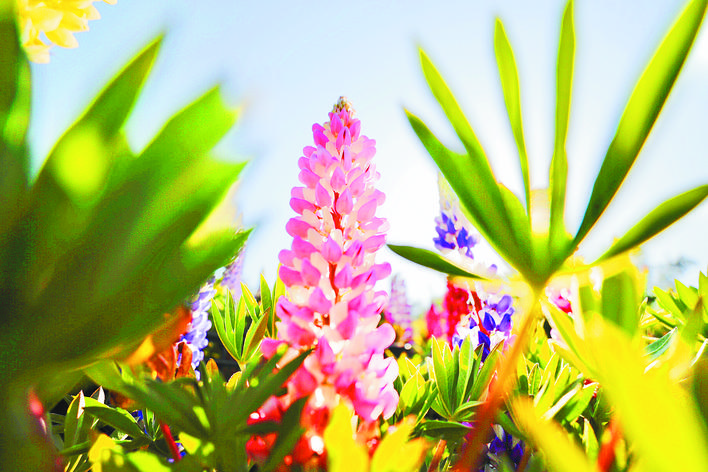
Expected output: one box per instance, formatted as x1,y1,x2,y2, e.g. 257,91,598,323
598,185,708,262
407,54,534,274
548,0,574,256
574,0,708,246
495,19,531,213
387,244,486,279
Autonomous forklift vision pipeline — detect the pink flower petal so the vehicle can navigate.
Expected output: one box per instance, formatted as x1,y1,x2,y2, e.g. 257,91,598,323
322,237,342,263
315,182,332,208
308,287,332,313
357,198,378,222
299,168,320,188
334,264,353,289
335,188,353,215
313,124,328,147
330,167,346,192
292,236,317,258
301,258,321,287
290,197,316,214
279,266,302,287
285,218,311,238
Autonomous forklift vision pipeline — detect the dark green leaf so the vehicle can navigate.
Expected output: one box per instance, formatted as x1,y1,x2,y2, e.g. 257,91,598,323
83,397,150,441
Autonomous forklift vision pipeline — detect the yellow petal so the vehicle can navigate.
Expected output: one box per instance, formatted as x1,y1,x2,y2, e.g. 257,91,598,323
45,27,79,48
29,7,63,31
60,12,89,32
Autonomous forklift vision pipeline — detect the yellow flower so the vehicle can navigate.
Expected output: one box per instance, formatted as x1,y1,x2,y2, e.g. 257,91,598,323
16,0,116,63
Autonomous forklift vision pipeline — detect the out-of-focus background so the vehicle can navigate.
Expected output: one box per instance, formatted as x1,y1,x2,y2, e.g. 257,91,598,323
27,0,708,310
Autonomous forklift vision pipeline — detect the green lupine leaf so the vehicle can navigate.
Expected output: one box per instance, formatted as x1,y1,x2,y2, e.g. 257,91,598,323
456,336,477,404
64,391,88,449
416,420,471,441
645,328,678,361
556,381,597,424
83,398,151,442
495,19,531,213
598,185,708,262
260,274,272,316
210,296,240,363
387,244,486,279
469,343,502,401
243,312,269,361
675,280,699,310
549,0,575,256
654,286,685,317
430,337,455,417
574,0,708,245
601,269,641,336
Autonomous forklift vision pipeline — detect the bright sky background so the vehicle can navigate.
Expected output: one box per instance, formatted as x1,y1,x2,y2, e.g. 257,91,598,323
28,0,708,310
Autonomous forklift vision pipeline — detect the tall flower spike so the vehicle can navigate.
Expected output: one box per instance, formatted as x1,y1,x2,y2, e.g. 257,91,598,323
262,98,397,442
434,174,479,261
180,278,216,379
385,274,413,345
16,0,117,63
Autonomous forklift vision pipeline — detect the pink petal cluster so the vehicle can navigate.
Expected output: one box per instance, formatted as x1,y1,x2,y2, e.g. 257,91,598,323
262,98,398,424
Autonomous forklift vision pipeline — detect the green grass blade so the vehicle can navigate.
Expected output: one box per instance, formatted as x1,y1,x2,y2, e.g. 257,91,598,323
549,0,575,256
495,19,531,214
598,185,708,262
574,0,708,246
387,244,486,279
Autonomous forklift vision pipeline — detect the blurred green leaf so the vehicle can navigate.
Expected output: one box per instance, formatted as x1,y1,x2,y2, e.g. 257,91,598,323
586,320,708,472
324,404,369,472
494,19,530,212
574,0,708,246
600,268,642,336
370,419,427,472
512,398,598,472
598,185,708,262
387,244,486,279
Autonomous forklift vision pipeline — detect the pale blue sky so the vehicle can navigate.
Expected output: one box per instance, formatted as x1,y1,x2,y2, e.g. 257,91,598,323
28,0,708,307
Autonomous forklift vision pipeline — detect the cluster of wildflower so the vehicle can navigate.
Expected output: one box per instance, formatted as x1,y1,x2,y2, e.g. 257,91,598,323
180,278,216,379
384,274,413,345
221,246,246,298
451,292,514,361
433,175,478,259
425,281,471,345
17,0,116,63
248,98,398,466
